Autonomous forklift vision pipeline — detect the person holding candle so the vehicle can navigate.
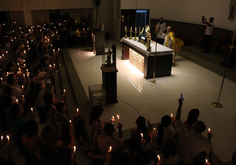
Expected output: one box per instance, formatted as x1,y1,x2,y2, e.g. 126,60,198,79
9,104,27,156
88,122,123,162
22,120,41,165
149,115,176,150
174,97,212,165
131,116,149,140
40,123,76,165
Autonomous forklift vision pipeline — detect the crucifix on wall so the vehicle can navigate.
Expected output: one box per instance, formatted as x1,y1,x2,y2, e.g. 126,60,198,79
126,15,131,29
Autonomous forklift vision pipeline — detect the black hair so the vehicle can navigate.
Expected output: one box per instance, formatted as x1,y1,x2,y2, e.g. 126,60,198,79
136,116,147,136
156,115,172,147
104,123,115,136
56,101,65,113
186,109,199,126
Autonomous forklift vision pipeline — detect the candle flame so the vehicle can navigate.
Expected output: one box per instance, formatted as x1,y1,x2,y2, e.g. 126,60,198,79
117,114,119,120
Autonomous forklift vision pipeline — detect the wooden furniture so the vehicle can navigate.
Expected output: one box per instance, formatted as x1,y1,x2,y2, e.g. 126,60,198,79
121,38,173,79
101,65,118,104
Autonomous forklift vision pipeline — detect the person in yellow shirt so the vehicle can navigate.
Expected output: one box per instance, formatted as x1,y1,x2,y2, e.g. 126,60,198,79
161,26,184,63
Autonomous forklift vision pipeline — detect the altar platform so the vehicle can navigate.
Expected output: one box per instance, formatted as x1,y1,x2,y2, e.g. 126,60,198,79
121,38,174,79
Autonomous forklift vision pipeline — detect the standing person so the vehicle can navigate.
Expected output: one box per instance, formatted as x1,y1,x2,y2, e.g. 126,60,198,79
156,17,167,45
202,16,215,54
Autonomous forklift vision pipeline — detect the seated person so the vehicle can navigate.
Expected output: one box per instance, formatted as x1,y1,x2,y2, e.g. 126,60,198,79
88,122,123,162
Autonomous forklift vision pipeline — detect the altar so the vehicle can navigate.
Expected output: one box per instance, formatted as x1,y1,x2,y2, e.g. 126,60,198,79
121,38,174,79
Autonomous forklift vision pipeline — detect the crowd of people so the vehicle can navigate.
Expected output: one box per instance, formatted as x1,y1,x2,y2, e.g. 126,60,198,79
0,19,235,165
0,19,91,165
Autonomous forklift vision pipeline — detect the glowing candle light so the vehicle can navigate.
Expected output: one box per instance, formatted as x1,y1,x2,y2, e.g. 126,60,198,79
63,89,66,93
171,113,173,118
117,114,119,121
140,133,143,139
26,69,28,72
109,146,112,152
205,159,208,163
22,95,24,98
1,136,3,141
6,51,8,54
0,77,3,81
6,135,10,142
73,146,76,153
17,63,19,66
31,107,33,112
76,108,79,113
208,128,211,132
53,49,55,53
69,120,72,123
58,48,60,51
49,64,52,68
16,99,18,103
153,127,156,133
53,63,55,67
157,155,161,161
22,85,24,89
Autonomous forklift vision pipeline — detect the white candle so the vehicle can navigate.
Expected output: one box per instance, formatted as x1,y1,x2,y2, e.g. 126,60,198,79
16,99,18,103
31,107,33,112
77,108,79,113
171,113,173,118
49,64,52,68
1,136,3,141
117,114,119,121
69,120,72,123
74,146,76,153
109,146,112,152
22,85,24,89
58,48,60,51
157,155,161,161
63,89,66,93
140,133,143,139
205,159,208,163
0,77,3,81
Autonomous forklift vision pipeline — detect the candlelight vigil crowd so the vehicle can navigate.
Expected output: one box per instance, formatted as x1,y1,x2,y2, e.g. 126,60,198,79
0,20,235,165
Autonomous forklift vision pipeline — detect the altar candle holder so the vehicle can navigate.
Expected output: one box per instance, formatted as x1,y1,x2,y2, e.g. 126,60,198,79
133,27,137,41
129,26,133,40
124,26,128,38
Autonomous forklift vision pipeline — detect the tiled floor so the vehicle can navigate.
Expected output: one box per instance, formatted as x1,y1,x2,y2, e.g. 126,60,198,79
65,40,236,164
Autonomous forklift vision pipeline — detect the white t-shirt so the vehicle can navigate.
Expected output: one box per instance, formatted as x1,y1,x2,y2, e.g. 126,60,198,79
157,22,167,38
205,23,215,35
174,120,211,164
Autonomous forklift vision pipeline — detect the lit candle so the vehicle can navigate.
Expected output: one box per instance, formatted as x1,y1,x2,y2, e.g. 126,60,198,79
205,159,208,163
22,85,24,89
76,108,79,113
0,77,3,81
171,113,173,118
53,49,55,53
153,127,156,133
58,48,60,51
49,64,52,68
208,128,211,133
140,133,143,139
69,120,72,123
17,63,19,66
53,63,55,67
22,95,24,98
1,136,3,141
73,146,76,153
109,146,112,152
63,89,66,93
6,135,10,142
27,73,29,78
26,69,28,72
6,51,8,54
157,155,161,161
117,114,119,121
31,107,33,112
16,99,18,103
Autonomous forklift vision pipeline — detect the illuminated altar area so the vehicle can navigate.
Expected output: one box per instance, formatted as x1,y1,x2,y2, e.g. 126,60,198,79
121,38,174,79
